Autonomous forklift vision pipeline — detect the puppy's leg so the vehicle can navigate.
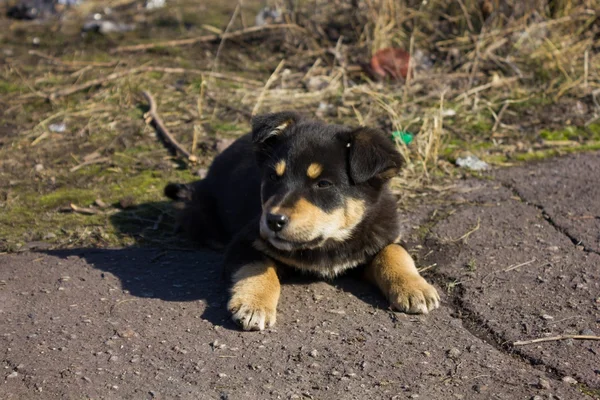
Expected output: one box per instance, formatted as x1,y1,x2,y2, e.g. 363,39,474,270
365,244,440,314
227,260,280,331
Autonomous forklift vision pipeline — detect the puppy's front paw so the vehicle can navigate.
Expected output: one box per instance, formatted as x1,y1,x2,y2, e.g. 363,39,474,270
228,295,277,331
226,262,280,331
388,275,440,314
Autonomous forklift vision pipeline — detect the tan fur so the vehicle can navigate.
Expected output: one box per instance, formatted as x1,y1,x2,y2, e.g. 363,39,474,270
273,120,292,134
268,198,365,243
275,160,286,177
228,261,281,331
365,244,440,314
338,198,366,239
306,163,323,179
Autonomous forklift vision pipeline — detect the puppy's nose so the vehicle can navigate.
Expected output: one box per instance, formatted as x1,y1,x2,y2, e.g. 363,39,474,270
266,213,288,232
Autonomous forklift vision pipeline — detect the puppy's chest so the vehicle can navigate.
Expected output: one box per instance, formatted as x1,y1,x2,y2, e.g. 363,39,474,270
254,240,369,278
289,257,363,279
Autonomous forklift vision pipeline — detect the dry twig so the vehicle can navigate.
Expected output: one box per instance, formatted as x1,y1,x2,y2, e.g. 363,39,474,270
450,217,480,243
44,66,260,101
70,157,111,172
513,334,600,346
111,24,304,53
48,68,141,101
141,90,197,164
69,203,102,215
252,59,286,116
503,258,536,272
29,50,119,67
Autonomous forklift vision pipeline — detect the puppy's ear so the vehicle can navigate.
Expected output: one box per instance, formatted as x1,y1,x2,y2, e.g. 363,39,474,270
345,127,403,184
251,112,301,162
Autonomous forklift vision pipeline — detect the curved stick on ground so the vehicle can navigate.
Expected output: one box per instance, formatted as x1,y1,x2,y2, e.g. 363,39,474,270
513,334,600,346
141,90,197,164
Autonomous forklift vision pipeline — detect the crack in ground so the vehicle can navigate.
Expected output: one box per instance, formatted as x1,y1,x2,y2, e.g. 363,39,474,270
418,198,598,396
498,180,600,257
426,254,600,397
426,269,566,379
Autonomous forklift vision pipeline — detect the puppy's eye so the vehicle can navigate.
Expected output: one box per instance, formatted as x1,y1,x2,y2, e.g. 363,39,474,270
315,180,333,189
269,172,279,181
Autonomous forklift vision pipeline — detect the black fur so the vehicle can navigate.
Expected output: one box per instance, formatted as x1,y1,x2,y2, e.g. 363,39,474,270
165,113,404,277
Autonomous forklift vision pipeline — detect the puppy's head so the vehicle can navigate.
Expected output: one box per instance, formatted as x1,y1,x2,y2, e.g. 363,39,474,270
252,112,403,252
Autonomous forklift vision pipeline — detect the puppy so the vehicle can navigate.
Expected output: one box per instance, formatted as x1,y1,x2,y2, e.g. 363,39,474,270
165,112,440,331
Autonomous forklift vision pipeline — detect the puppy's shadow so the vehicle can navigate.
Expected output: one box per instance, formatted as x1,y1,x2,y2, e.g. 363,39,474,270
44,200,391,330
42,201,238,329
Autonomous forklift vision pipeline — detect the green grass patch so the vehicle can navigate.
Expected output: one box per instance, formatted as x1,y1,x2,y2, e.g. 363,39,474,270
0,80,24,94
540,124,600,141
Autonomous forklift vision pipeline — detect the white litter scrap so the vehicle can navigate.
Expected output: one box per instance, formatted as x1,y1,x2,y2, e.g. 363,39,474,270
48,123,66,133
455,155,490,171
146,0,166,10
255,7,282,26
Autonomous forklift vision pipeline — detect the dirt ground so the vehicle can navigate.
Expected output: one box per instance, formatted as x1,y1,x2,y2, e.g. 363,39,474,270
1,151,599,399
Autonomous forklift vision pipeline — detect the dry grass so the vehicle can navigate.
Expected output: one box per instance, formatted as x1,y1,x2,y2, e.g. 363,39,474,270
0,0,599,249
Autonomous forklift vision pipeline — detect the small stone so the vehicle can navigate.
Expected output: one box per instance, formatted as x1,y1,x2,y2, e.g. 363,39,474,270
109,355,119,362
111,385,119,390
118,196,136,209
541,314,554,320
34,164,44,172
173,346,188,354
580,329,595,336
7,371,18,379
117,328,138,338
423,351,431,357
473,384,487,393
309,349,319,358
410,395,419,399
447,347,461,359
531,396,543,400
538,378,551,389
562,376,577,384
218,373,227,378
195,168,208,178
82,376,92,383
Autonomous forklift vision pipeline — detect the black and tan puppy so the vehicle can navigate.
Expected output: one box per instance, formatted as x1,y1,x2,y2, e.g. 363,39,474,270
165,112,440,331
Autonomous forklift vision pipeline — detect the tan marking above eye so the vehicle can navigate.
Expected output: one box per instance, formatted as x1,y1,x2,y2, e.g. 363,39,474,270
306,163,323,179
275,160,286,176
